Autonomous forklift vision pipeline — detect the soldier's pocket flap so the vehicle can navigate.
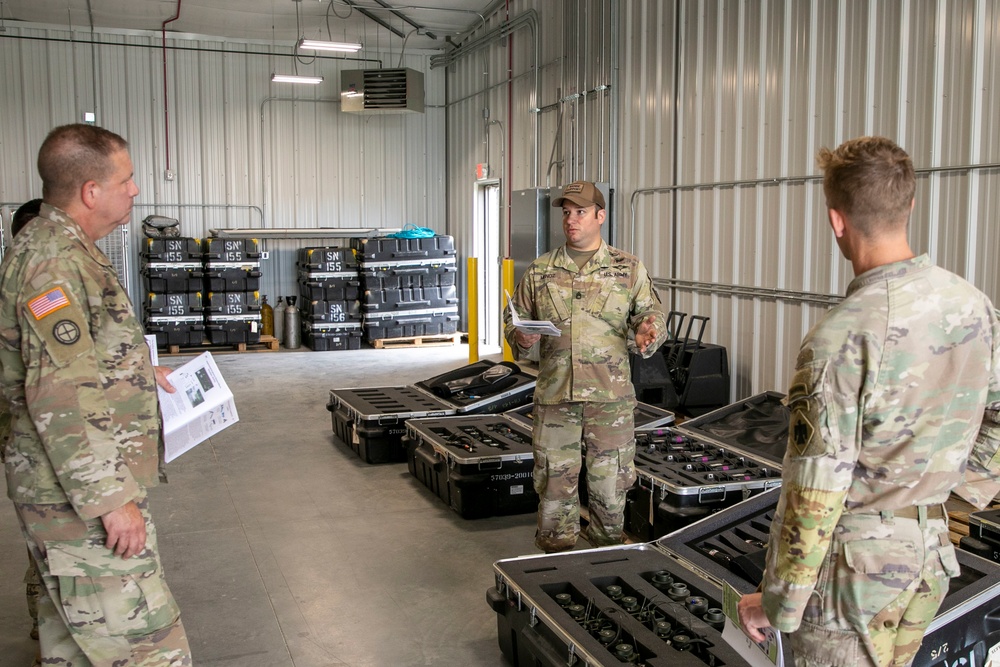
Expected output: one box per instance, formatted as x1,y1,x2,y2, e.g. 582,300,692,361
843,538,919,574
45,538,158,578
935,540,962,578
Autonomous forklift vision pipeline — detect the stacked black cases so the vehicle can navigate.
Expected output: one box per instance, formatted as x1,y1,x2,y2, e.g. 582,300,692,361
626,392,788,541
203,238,262,345
353,235,460,342
141,237,205,347
965,509,1000,563
404,414,537,519
297,246,363,351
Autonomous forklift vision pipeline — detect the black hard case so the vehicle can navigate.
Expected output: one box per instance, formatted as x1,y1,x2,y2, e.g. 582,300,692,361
205,291,261,318
360,285,459,313
304,322,364,351
203,264,262,292
144,292,204,318
142,262,204,293
362,308,459,340
359,257,458,290
404,414,536,519
491,487,1000,667
141,237,202,262
205,318,261,345
296,246,358,272
297,271,362,302
627,392,788,541
145,317,205,347
203,238,261,263
352,234,456,262
301,299,362,323
326,360,536,464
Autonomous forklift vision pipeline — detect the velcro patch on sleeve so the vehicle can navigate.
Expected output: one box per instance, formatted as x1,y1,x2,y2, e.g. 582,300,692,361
27,287,71,320
789,398,827,458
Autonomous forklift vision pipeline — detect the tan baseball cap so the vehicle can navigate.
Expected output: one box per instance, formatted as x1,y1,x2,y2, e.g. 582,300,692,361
552,181,605,210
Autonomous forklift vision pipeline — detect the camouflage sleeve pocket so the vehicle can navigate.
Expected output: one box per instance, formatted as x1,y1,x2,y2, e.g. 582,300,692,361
45,537,180,637
786,360,839,459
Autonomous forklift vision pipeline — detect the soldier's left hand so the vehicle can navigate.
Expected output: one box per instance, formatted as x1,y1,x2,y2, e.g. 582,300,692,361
737,592,771,643
635,315,658,353
154,365,176,393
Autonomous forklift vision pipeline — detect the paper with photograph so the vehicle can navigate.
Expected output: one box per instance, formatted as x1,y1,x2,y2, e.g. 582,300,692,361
505,291,561,336
158,351,239,462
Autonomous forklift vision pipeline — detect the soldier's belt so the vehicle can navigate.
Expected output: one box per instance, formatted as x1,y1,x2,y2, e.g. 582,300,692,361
859,505,947,521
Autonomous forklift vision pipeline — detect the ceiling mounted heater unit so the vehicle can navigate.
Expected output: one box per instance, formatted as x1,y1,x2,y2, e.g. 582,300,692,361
341,68,425,114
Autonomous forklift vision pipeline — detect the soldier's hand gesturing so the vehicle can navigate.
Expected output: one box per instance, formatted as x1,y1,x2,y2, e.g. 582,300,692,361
635,315,658,353
101,501,147,559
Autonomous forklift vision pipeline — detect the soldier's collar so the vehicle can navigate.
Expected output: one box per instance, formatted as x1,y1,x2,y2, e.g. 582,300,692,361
38,204,113,269
846,254,931,297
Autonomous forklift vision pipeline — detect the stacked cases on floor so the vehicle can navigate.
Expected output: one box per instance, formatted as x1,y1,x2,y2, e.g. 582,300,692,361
203,238,262,345
353,235,459,342
142,237,206,347
297,246,363,351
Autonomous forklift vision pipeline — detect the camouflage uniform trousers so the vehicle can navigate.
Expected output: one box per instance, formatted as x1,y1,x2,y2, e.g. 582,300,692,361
14,495,192,666
788,511,957,667
532,400,635,553
26,550,41,638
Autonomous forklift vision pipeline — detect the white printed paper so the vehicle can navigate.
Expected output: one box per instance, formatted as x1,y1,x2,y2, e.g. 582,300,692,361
720,581,784,667
505,292,561,336
158,352,239,462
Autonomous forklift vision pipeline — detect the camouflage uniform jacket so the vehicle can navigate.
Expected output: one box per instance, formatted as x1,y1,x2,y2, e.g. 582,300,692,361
761,254,1000,632
0,204,161,520
503,241,666,405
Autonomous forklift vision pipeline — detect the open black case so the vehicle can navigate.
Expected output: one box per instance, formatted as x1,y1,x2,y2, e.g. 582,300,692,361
326,360,535,464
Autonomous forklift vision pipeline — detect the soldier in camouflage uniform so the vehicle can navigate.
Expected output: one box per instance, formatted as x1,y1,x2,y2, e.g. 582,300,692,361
504,181,666,553
738,136,1000,667
0,124,192,666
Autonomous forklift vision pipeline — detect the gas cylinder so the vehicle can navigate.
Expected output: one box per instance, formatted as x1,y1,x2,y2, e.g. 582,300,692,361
260,295,274,337
284,295,301,349
274,296,286,344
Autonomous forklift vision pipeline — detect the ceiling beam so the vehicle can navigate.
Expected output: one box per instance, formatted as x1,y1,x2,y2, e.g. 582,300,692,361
342,0,405,40
370,0,437,41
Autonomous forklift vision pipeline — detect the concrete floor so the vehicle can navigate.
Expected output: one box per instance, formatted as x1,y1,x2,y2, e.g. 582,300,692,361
0,344,557,667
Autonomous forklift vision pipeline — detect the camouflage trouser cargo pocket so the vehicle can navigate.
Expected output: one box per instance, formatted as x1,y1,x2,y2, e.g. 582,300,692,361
45,538,181,639
839,538,921,630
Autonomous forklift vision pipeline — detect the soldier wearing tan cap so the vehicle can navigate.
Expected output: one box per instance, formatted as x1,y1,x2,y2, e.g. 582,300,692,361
504,180,666,553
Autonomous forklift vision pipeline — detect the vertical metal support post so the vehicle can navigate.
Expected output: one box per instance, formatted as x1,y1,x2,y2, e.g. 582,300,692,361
502,258,515,362
467,257,480,363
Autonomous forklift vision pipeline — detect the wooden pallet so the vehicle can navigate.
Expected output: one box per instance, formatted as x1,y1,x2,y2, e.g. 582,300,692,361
370,333,460,349
162,335,280,356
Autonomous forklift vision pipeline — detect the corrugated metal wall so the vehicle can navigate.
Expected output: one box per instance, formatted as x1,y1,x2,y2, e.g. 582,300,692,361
447,0,1000,399
0,25,445,307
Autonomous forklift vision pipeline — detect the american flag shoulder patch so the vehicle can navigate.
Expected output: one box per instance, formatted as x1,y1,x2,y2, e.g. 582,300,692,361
27,287,71,320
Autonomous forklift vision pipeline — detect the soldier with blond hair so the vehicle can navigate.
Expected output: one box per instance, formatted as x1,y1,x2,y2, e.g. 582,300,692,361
504,180,666,553
0,124,192,666
738,136,1000,666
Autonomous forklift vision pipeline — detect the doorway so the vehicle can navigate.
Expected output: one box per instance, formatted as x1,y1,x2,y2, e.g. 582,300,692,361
473,180,502,348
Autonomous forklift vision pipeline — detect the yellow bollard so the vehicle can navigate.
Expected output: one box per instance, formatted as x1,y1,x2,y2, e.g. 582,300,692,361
467,257,479,363
501,259,515,362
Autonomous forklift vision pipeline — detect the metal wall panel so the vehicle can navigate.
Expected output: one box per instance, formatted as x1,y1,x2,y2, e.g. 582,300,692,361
0,26,445,309
444,0,1000,401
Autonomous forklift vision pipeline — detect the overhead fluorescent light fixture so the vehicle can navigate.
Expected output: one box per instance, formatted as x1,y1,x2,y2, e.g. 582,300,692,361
271,73,324,84
298,38,363,53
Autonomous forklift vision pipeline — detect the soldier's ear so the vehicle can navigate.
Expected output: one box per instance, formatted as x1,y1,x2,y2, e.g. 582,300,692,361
80,180,100,209
828,208,847,238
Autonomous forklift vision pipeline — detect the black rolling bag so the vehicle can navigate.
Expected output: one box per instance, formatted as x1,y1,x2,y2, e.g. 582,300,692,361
490,486,1000,667
404,413,536,519
326,360,536,464
627,392,788,541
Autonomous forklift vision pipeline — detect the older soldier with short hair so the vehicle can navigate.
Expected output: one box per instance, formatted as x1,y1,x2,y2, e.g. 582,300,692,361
504,180,666,553
738,136,1000,666
0,124,192,666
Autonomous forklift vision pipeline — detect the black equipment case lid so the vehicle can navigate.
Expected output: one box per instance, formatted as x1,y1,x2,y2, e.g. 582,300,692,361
328,360,537,425
492,485,1000,666
405,413,534,467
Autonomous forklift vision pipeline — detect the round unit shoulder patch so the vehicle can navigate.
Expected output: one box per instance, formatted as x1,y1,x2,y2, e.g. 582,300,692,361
53,319,81,345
